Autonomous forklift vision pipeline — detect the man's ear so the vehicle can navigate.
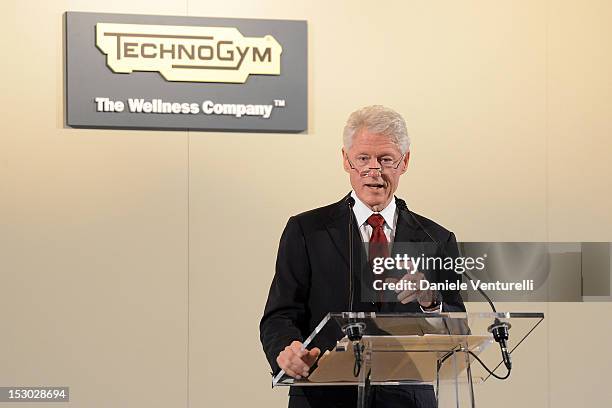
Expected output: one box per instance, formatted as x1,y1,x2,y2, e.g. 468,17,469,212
342,148,350,173
400,151,410,174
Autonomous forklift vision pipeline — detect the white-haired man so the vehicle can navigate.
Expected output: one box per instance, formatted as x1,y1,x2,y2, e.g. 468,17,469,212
260,105,465,408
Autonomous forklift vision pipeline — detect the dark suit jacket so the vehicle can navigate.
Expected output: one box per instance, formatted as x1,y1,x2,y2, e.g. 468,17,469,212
259,194,465,401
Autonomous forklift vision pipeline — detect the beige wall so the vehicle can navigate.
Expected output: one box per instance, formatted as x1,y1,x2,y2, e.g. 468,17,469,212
1,0,611,407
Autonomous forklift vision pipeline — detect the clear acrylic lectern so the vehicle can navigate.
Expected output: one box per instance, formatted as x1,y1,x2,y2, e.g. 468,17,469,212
272,312,544,408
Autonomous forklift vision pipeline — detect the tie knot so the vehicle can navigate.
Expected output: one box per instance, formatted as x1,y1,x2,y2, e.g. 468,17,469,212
366,214,385,228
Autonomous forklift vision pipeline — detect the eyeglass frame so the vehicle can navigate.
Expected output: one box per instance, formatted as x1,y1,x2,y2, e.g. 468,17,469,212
345,152,406,176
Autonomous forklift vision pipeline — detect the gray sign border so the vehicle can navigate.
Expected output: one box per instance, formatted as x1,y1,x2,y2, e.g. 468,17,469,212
64,11,308,133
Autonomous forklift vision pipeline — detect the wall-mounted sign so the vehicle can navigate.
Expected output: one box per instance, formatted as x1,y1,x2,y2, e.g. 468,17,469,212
65,12,307,132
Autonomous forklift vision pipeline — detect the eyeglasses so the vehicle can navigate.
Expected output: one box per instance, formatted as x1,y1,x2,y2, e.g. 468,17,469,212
346,154,405,177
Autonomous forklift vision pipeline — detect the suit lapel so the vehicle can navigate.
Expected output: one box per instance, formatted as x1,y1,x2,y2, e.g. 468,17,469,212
326,195,428,263
392,206,428,253
325,195,364,268
326,195,373,307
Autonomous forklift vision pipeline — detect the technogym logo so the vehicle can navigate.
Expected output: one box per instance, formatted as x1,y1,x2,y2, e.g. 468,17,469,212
95,23,282,83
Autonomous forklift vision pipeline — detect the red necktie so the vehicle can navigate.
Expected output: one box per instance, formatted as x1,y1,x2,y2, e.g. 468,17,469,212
367,214,389,303
367,214,389,263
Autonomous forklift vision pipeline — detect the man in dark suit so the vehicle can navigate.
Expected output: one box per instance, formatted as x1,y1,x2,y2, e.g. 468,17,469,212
260,105,465,408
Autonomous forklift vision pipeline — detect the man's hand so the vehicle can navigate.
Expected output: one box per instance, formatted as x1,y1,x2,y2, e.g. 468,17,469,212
390,271,435,307
276,340,321,379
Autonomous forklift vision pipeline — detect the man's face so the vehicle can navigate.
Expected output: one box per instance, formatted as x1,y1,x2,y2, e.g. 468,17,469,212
342,129,410,211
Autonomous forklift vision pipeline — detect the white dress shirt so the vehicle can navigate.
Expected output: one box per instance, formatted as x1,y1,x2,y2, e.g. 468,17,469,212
350,191,398,254
350,191,442,312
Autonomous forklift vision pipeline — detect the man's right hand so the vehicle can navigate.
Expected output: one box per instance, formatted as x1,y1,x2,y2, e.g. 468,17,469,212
276,340,321,379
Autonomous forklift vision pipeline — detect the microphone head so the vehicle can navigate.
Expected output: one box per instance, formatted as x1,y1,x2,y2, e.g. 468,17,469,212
395,197,408,210
346,196,355,208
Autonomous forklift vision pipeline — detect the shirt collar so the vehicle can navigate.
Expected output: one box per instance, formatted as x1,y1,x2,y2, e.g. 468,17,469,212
350,191,397,229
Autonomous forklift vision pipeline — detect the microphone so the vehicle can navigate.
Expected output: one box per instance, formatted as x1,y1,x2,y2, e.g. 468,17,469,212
395,197,512,373
396,199,498,311
488,320,512,370
344,195,364,376
345,195,355,311
343,320,366,377
346,195,356,207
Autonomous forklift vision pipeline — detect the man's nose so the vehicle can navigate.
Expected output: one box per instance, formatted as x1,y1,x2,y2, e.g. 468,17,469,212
363,168,383,177
366,157,381,169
